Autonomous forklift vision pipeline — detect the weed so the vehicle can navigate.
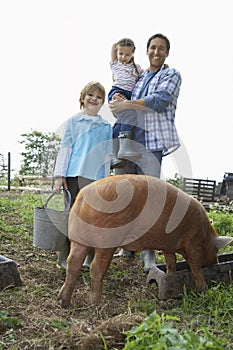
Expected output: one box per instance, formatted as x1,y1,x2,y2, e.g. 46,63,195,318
0,311,21,332
133,299,155,315
123,311,224,349
50,318,71,330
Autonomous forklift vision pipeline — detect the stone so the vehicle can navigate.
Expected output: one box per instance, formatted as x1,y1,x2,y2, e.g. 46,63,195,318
0,255,22,291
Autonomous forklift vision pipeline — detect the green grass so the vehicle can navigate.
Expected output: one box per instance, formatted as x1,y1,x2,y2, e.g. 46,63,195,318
121,282,233,349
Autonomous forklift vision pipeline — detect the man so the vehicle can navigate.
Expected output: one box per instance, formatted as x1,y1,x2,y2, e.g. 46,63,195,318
109,33,182,272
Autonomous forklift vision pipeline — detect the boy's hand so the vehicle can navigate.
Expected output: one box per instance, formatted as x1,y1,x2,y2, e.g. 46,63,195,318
54,177,68,192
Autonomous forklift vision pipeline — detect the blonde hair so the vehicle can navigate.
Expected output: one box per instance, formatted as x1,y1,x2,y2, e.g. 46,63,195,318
79,81,106,109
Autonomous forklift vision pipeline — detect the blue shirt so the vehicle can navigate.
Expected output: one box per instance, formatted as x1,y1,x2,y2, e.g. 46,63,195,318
54,113,113,180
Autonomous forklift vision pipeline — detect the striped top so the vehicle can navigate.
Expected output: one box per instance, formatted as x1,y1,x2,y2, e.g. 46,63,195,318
110,60,143,92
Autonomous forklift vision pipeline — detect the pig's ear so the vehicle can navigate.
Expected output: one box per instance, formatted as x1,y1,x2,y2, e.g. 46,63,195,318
213,236,233,250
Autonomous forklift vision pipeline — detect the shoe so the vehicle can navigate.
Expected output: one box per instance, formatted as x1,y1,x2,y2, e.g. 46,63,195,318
82,249,95,269
114,248,135,258
56,262,66,270
118,131,142,159
141,250,156,272
111,137,126,169
111,157,126,169
57,238,70,270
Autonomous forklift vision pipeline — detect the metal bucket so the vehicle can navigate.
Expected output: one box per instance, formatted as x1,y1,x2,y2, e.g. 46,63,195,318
33,189,71,250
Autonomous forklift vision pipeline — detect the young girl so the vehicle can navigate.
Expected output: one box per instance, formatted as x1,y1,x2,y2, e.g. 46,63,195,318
53,81,112,269
108,38,144,102
108,38,144,168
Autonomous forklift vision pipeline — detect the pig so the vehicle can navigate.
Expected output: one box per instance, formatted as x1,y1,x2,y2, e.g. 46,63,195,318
57,174,233,308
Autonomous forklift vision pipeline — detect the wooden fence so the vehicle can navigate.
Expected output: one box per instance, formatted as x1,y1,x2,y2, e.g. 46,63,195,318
180,177,217,202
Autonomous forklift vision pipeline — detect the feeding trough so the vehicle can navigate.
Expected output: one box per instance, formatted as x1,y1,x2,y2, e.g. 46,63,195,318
147,253,233,300
0,255,22,291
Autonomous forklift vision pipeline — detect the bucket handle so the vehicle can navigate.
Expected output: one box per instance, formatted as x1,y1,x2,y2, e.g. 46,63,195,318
43,189,71,212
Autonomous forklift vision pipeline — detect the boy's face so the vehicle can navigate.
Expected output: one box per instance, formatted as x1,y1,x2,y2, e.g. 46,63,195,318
82,89,104,116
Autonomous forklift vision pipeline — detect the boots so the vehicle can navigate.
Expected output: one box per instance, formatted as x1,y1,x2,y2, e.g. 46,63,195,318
117,131,142,159
111,138,125,169
114,248,135,258
57,238,70,269
82,248,95,269
57,238,94,270
114,249,156,272
141,250,156,272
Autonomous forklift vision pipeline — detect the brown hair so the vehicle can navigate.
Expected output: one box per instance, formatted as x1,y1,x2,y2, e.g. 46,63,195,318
79,81,106,109
116,38,136,53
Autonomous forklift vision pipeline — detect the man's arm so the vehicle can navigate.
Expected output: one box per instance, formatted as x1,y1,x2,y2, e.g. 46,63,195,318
109,98,147,114
144,70,181,111
109,69,181,114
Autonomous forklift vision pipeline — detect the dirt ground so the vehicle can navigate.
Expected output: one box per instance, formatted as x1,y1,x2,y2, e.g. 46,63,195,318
1,249,180,349
0,190,181,349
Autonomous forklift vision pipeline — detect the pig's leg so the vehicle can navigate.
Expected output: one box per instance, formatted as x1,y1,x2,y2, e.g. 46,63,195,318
89,248,116,304
189,263,207,291
184,251,207,292
163,252,177,273
58,241,89,308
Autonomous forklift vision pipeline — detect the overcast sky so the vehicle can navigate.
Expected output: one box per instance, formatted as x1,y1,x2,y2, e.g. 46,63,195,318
0,0,232,182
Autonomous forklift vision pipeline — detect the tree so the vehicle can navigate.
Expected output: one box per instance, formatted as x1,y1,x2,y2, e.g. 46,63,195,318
19,130,61,176
0,153,7,179
166,173,184,188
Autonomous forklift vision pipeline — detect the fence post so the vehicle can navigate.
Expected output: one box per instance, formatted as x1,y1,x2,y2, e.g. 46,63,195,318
7,152,11,191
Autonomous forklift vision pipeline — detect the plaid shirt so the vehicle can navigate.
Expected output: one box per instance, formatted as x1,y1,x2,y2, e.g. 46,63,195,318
131,65,182,156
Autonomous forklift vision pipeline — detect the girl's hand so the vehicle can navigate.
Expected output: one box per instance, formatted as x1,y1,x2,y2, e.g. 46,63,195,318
109,99,126,114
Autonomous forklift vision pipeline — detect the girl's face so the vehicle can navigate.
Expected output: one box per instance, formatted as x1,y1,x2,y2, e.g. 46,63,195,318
117,45,134,64
82,89,104,116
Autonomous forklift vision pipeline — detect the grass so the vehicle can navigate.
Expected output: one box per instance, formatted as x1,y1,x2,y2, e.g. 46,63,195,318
0,189,233,349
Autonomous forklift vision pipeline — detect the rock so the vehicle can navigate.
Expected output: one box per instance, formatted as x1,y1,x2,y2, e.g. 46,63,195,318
0,255,22,290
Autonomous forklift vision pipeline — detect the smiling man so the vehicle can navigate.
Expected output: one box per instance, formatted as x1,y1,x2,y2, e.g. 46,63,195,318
109,33,182,271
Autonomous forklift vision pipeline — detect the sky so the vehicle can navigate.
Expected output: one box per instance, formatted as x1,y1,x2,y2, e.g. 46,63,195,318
0,0,233,183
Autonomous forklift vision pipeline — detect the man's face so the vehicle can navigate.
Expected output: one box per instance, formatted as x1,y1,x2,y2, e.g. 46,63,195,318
147,37,169,72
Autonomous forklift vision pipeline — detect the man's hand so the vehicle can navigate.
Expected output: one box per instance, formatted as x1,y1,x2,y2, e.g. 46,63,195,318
111,93,126,101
